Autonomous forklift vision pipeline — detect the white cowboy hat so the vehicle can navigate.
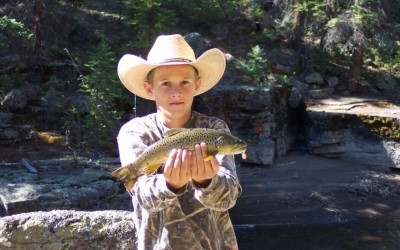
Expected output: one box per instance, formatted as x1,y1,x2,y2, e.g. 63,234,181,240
117,34,226,100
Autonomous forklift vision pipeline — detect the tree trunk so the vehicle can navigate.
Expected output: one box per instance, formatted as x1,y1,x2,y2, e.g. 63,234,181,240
33,0,42,52
348,46,364,93
288,0,306,49
348,0,364,93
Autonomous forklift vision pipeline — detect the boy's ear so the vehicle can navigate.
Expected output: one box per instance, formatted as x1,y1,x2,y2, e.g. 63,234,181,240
144,81,154,97
195,78,202,91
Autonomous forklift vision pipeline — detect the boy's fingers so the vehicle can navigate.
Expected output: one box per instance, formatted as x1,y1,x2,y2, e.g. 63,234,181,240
200,142,207,156
180,149,189,177
164,149,177,176
195,144,204,173
172,149,183,175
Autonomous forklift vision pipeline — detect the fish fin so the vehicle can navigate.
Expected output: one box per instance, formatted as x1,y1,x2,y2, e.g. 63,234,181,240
142,163,162,175
112,165,140,193
163,128,187,138
203,149,218,161
203,155,213,161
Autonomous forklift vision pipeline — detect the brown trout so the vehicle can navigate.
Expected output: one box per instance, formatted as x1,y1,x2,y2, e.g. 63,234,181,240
112,128,247,192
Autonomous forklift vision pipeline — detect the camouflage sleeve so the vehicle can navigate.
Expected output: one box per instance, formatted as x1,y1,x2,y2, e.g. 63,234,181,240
117,119,149,166
193,156,241,211
133,174,188,212
193,116,242,211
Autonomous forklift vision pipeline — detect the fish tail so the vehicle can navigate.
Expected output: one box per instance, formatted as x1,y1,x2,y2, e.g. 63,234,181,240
112,165,140,193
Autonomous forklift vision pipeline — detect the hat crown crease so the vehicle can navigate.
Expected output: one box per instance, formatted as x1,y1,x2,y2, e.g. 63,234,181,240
147,35,196,64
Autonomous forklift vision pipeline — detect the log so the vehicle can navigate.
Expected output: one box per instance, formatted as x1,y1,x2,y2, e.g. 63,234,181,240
20,158,38,173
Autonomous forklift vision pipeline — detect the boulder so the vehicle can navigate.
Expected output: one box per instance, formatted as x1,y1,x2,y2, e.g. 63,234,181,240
289,87,303,108
305,72,324,85
245,141,275,165
0,89,27,112
194,85,292,166
0,158,131,216
268,48,300,75
305,97,400,168
0,210,134,249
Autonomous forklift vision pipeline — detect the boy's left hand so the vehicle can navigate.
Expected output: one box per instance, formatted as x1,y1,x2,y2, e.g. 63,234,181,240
191,142,220,188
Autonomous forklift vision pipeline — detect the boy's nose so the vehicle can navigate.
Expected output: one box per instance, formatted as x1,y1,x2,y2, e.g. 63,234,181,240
170,91,183,98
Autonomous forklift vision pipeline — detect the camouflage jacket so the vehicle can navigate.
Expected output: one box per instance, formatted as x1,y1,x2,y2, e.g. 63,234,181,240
117,111,242,250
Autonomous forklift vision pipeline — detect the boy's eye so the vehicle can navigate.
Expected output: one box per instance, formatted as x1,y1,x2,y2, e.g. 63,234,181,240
161,81,170,86
181,80,190,84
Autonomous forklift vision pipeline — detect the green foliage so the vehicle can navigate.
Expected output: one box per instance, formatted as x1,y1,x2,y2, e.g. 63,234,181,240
293,0,327,17
248,3,265,21
350,4,379,27
0,73,29,94
0,16,32,50
163,0,245,27
234,45,269,87
365,40,400,78
126,0,178,51
326,18,342,28
68,39,131,153
251,25,284,43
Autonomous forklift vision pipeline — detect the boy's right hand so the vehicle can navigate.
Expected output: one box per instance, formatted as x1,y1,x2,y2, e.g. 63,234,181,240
164,149,191,192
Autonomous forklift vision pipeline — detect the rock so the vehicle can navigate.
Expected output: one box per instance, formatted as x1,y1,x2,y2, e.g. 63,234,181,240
210,22,231,41
0,195,7,217
194,85,293,165
307,88,334,99
306,105,400,168
244,141,275,165
20,84,43,101
0,127,18,142
210,20,251,41
184,33,211,57
0,210,135,249
0,89,27,112
0,112,11,127
0,124,35,145
292,79,309,94
305,72,324,85
268,48,300,75
327,77,339,88
0,158,131,215
375,73,397,91
289,87,303,108
383,140,400,168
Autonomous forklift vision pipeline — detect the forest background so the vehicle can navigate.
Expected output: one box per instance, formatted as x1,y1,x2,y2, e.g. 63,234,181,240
1,0,399,157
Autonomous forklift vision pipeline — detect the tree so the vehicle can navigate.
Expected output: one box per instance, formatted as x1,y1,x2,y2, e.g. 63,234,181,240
33,0,42,52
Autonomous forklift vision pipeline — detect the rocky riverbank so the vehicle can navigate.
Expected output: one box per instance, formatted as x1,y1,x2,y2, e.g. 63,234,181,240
1,93,399,249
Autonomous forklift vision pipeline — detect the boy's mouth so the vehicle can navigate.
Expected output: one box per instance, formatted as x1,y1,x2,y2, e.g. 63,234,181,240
170,102,184,105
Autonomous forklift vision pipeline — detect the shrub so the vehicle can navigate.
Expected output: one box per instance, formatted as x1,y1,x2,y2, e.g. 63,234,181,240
67,39,131,154
234,45,269,87
0,16,32,50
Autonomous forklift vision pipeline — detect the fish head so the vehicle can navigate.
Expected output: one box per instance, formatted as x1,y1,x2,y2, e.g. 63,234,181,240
214,134,247,155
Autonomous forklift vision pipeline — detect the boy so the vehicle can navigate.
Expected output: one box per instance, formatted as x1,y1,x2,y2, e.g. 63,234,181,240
117,34,241,250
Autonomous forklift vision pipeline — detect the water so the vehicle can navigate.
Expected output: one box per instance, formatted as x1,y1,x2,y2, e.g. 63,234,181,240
235,215,400,250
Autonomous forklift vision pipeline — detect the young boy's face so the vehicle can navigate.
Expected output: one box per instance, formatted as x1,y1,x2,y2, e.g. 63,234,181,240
144,64,201,120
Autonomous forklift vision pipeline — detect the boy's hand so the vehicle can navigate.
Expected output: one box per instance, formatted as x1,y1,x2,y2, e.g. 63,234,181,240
191,142,220,188
164,149,191,192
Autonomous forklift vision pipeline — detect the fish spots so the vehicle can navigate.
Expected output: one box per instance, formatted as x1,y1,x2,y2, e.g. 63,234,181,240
113,128,247,192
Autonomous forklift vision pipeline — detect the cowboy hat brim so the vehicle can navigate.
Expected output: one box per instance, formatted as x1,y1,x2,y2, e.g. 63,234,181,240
117,48,226,100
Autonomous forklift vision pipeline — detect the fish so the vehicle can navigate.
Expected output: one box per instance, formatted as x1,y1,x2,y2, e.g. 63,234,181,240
112,128,247,192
